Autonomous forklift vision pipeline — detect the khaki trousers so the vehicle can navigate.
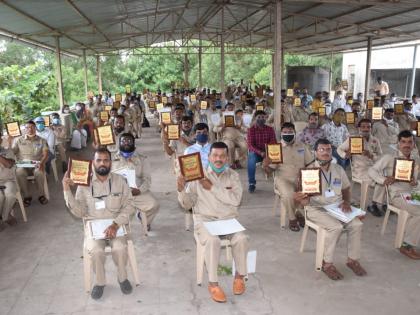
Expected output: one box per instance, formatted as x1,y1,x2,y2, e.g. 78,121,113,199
84,236,128,286
223,137,247,165
274,179,298,220
56,143,67,162
132,191,160,225
16,168,45,199
0,181,17,220
391,197,420,246
372,182,385,205
195,223,249,283
306,208,363,263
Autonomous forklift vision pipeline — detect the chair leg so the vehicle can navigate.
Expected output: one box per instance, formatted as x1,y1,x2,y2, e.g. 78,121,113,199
83,248,91,293
185,211,192,231
52,159,59,182
280,203,287,229
196,240,205,286
360,181,369,211
299,224,309,253
381,208,391,236
394,211,410,249
127,240,140,286
44,175,50,200
315,229,326,271
16,191,27,222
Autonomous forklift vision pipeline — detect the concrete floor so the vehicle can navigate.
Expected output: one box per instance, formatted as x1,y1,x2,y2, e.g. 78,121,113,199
1,122,419,315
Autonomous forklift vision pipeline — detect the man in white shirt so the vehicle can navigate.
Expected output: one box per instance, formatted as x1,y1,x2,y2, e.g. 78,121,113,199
412,94,420,119
374,77,389,105
34,116,56,173
331,91,346,115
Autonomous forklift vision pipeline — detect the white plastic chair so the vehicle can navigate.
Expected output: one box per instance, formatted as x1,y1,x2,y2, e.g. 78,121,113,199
51,157,58,182
272,194,287,228
15,188,27,222
27,172,49,200
381,186,409,248
349,160,369,211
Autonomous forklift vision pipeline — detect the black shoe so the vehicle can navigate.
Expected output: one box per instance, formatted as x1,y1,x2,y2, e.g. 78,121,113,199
367,204,383,217
91,285,105,300
382,204,387,213
119,279,133,295
62,161,68,173
248,184,256,193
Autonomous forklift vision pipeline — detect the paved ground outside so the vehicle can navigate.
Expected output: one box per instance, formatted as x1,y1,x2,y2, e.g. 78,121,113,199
0,121,419,315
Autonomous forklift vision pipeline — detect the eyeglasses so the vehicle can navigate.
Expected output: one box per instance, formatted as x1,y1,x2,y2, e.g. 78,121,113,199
317,148,332,152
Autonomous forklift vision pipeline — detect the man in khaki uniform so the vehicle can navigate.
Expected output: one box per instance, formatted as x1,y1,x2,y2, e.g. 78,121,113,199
368,130,420,260
372,108,399,154
394,102,417,132
128,102,143,139
13,121,49,206
0,132,17,229
213,103,247,169
177,142,248,303
294,138,367,280
50,113,68,172
63,148,135,299
263,122,313,231
94,115,128,159
337,119,385,215
112,133,159,231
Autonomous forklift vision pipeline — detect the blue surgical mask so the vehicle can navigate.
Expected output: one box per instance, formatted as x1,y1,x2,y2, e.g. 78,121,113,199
120,151,134,159
52,118,60,125
209,162,228,174
36,123,45,131
196,133,208,143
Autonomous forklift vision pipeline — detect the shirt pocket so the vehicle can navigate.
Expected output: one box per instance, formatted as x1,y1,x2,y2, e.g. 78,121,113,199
106,193,123,212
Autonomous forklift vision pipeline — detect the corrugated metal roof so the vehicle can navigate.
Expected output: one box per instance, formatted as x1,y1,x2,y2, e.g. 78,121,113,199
1,0,420,56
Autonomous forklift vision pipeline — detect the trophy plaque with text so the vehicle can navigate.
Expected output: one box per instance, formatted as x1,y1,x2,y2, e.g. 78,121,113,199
179,152,205,182
96,125,115,146
68,158,92,186
393,158,414,182
167,124,180,140
6,122,21,137
346,112,355,125
300,168,322,195
265,143,283,164
224,115,235,127
349,136,364,155
160,112,172,125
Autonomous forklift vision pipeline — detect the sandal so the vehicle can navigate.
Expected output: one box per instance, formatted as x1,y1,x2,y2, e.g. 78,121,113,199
322,262,344,280
23,197,32,207
296,213,305,228
289,219,300,232
38,196,48,205
5,215,18,226
346,260,367,276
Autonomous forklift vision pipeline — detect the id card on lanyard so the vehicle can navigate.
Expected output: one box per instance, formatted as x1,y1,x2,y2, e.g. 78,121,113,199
92,180,111,210
322,170,335,198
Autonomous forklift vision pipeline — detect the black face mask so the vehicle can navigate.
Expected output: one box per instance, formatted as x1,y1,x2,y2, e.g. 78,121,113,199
95,166,110,176
281,134,295,143
115,126,124,133
120,144,135,153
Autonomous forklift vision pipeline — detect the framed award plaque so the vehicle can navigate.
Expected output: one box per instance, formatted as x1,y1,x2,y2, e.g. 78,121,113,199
68,158,92,186
100,111,109,122
265,143,283,164
371,107,383,120
167,124,180,140
395,103,404,114
317,107,326,117
104,105,112,111
200,101,208,110
179,152,205,182
96,125,115,146
224,115,235,127
287,89,294,97
190,95,196,102
148,100,156,109
6,122,21,137
294,97,301,107
300,168,322,195
43,116,51,127
349,136,364,155
346,112,355,125
115,93,122,102
367,100,374,110
162,96,168,104
160,112,172,125
256,105,264,111
393,158,414,182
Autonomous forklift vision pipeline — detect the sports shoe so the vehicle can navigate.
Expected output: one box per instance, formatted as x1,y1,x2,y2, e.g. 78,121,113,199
248,184,256,193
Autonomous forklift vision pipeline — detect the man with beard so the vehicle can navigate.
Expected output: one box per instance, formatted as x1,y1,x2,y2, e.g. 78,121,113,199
294,138,367,280
297,113,325,149
62,148,135,300
112,133,159,231
372,108,399,154
94,115,128,159
177,142,248,303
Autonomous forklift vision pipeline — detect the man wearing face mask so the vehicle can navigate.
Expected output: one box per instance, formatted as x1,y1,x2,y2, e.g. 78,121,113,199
177,142,248,303
63,148,135,299
246,110,277,193
394,101,417,133
338,119,384,215
297,113,326,149
294,138,366,280
184,123,212,169
13,121,49,206
112,133,159,231
385,93,397,109
34,116,56,158
372,108,400,154
263,123,313,231
50,113,68,172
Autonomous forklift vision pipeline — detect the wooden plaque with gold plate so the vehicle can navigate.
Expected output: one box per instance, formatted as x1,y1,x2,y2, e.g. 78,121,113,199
99,111,109,122
104,105,112,111
224,115,235,127
367,100,374,110
162,96,168,104
300,168,322,195
68,158,92,186
200,101,208,110
393,158,414,182
96,125,115,146
265,143,283,164
115,93,122,102
294,97,301,107
417,121,420,137
190,94,196,102
148,100,156,109
178,152,205,182
113,101,121,109
346,112,355,125
166,124,180,140
371,107,383,120
43,116,51,127
395,103,404,115
256,105,264,111
160,112,172,125
156,103,164,111
349,136,364,155
287,89,294,97
317,107,326,117
6,122,21,137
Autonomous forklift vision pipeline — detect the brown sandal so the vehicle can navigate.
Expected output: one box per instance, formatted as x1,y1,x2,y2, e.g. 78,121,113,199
346,260,367,276
38,196,48,205
289,219,300,232
23,197,32,207
322,262,344,280
296,213,305,228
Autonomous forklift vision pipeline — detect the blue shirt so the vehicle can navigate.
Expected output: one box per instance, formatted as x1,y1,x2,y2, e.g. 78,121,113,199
184,142,212,169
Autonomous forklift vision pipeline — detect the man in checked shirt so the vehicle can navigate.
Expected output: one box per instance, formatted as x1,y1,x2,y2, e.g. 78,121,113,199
246,110,277,193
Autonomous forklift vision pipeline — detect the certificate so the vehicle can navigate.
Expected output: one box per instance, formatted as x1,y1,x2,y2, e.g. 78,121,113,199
287,88,293,97
96,125,115,146
367,100,374,110
211,113,221,125
178,152,205,182
256,105,264,111
43,116,51,127
300,168,322,195
148,100,156,109
294,97,301,107
265,143,283,164
395,103,404,114
371,107,383,120
349,136,364,155
224,115,235,127
160,112,172,125
162,96,168,104
68,158,92,186
6,121,21,137
99,110,109,122
115,93,122,102
393,158,414,182
317,107,326,117
104,105,112,111
200,101,208,110
346,112,355,124
167,124,180,140
190,94,196,102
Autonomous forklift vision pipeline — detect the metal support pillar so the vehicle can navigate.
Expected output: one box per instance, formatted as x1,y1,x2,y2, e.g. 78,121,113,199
82,49,88,97
96,55,102,95
184,53,189,89
274,0,282,132
364,36,372,103
410,45,418,97
199,37,203,89
55,36,65,111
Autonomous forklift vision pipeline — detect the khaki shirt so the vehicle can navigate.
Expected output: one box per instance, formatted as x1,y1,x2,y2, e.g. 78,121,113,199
337,135,382,181
51,125,67,144
112,152,151,193
12,135,48,161
372,120,399,154
214,118,247,141
64,172,134,226
394,113,416,131
178,167,243,223
307,161,351,209
368,150,420,201
292,106,310,122
0,146,16,182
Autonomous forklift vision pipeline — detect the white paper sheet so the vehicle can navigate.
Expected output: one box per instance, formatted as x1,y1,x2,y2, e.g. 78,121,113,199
210,113,221,125
323,202,366,223
16,163,36,168
401,192,420,206
242,113,253,127
203,218,245,236
89,219,126,240
232,250,257,275
112,168,137,188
